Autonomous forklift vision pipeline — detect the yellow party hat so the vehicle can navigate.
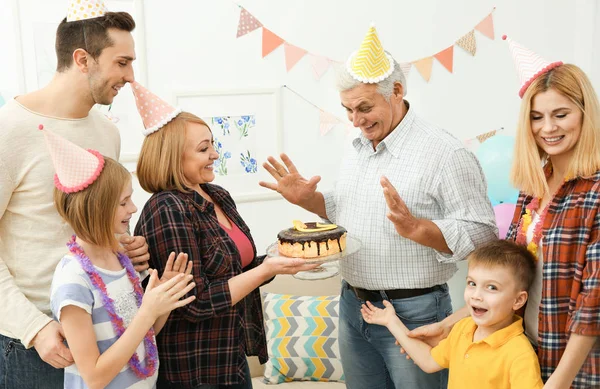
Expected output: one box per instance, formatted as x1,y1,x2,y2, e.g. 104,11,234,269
347,24,394,83
67,0,108,22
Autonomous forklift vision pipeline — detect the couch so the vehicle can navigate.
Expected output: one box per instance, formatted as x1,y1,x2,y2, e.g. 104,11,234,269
248,272,346,388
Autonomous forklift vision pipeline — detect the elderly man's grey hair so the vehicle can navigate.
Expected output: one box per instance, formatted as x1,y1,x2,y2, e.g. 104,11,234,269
336,54,407,100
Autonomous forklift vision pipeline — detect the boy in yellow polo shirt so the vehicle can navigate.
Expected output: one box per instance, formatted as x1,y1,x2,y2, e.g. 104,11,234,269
361,240,543,389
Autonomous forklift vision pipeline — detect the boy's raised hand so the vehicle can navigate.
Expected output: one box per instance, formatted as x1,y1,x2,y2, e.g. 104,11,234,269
361,300,397,327
141,270,196,319
156,252,193,284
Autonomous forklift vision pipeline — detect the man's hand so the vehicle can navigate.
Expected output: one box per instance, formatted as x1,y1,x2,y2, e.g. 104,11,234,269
381,176,420,239
120,234,150,272
259,153,321,206
32,321,74,369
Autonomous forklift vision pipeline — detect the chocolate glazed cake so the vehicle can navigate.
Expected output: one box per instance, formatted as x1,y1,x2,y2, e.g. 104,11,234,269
277,222,347,259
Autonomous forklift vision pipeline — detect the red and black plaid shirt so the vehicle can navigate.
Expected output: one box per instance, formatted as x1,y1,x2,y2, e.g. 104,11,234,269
134,185,268,387
507,168,600,388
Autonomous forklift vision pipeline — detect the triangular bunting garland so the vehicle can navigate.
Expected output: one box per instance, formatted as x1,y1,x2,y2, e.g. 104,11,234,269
319,110,340,136
236,8,493,81
434,46,454,73
399,62,412,78
284,43,308,72
413,57,434,82
345,122,354,136
262,28,284,58
456,30,477,56
310,55,331,80
476,129,497,143
475,13,495,40
236,8,263,38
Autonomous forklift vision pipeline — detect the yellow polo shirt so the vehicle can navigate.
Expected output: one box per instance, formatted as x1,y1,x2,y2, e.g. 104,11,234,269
431,315,543,389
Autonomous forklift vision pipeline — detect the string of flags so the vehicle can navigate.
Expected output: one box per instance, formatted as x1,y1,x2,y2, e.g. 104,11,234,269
283,85,503,146
236,6,496,82
282,85,352,136
464,127,505,149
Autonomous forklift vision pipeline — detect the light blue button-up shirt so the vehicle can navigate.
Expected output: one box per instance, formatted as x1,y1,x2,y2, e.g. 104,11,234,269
323,103,497,290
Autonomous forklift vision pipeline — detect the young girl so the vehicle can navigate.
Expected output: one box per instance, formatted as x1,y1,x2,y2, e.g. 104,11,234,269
41,124,196,389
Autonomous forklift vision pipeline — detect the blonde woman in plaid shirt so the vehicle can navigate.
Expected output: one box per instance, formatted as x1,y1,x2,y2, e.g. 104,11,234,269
506,63,600,388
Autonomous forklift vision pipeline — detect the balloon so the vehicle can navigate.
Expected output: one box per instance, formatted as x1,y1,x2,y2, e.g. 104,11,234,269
476,135,520,204
494,203,516,239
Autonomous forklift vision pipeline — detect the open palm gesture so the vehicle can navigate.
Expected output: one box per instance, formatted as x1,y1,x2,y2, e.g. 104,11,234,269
259,153,321,206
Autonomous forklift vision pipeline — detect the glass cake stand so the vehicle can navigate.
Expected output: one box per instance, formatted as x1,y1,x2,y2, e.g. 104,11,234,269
266,235,362,280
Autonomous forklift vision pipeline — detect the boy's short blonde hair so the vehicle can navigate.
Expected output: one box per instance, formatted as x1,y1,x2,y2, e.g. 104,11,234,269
136,112,209,194
468,240,536,291
54,157,131,251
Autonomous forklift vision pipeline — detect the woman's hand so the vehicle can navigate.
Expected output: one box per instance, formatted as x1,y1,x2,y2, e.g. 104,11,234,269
157,252,193,285
262,256,320,277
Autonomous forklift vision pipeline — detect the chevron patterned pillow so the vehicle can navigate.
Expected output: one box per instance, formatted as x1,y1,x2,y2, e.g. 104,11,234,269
262,293,345,384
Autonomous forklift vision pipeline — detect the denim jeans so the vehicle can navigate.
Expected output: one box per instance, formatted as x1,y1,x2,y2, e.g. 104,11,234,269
0,334,64,389
339,280,452,389
157,359,253,389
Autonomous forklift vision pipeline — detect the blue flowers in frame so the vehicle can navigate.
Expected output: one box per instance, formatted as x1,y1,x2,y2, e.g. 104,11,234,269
239,151,257,173
208,114,258,176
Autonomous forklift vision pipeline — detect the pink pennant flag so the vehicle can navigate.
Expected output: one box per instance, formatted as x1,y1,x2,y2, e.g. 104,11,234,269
434,46,454,73
475,13,495,40
319,110,339,136
310,55,331,80
236,8,263,38
262,28,284,58
284,43,307,72
345,123,354,136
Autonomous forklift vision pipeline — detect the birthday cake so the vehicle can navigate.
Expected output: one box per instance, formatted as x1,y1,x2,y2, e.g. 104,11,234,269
277,221,347,259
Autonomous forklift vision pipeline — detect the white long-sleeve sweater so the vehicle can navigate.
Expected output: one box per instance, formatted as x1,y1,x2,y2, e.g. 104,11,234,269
0,99,120,347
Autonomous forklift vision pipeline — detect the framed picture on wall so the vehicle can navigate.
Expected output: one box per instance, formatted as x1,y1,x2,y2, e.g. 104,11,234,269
175,88,283,203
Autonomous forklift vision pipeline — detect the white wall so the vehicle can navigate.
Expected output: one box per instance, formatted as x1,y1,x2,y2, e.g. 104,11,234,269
2,0,599,309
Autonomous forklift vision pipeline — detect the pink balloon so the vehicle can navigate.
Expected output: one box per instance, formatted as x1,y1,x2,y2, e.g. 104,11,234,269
494,203,517,239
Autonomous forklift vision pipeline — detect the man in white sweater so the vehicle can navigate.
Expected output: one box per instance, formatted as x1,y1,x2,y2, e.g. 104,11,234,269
0,9,150,389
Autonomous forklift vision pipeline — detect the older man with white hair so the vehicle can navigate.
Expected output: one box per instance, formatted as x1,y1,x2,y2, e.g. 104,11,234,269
260,25,497,389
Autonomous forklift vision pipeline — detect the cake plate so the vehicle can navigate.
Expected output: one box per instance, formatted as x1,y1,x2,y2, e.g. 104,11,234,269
266,235,362,280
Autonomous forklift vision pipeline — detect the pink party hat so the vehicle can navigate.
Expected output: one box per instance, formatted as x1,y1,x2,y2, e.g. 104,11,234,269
39,124,105,193
131,82,182,136
67,0,109,22
502,35,563,98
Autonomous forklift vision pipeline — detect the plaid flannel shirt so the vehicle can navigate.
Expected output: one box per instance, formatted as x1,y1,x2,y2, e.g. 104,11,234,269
506,168,600,388
134,185,268,387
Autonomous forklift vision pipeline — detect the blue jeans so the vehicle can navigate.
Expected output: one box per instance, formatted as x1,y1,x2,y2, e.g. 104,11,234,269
157,359,252,389
0,334,64,389
339,280,452,389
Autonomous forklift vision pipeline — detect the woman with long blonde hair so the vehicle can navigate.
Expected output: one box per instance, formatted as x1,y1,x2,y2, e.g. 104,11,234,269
504,37,599,388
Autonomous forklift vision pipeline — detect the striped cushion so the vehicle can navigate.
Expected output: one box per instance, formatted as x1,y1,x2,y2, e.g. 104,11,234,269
262,293,344,384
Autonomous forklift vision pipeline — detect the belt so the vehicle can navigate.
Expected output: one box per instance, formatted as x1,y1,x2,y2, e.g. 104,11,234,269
348,283,443,301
